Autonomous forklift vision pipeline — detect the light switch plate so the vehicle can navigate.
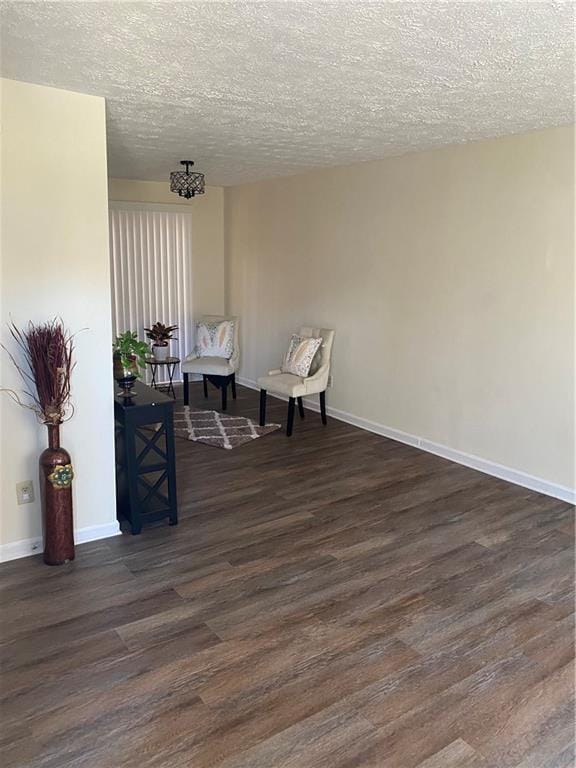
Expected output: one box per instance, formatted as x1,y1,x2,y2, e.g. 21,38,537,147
16,480,35,505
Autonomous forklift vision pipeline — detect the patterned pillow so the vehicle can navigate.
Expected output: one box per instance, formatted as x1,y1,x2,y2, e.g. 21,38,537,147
196,320,234,359
281,334,322,377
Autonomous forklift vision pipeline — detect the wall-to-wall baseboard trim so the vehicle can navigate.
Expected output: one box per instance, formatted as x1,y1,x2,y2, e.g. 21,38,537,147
0,521,121,563
3,374,571,565
238,376,575,505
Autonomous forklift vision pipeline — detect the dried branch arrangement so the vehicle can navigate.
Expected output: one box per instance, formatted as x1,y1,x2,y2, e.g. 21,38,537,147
1,319,75,424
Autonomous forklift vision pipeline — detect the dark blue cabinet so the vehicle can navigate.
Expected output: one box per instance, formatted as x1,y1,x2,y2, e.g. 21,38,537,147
114,381,178,534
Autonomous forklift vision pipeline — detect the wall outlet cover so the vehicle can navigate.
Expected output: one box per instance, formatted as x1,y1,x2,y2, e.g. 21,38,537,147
16,480,35,505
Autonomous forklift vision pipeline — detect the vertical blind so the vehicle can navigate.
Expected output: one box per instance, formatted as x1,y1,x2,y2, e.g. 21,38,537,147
109,206,193,382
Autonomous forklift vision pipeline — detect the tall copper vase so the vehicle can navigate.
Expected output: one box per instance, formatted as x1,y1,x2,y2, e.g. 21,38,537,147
40,423,75,565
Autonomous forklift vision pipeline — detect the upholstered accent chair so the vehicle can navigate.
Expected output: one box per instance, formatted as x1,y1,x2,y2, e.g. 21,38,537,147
258,327,335,436
182,315,240,411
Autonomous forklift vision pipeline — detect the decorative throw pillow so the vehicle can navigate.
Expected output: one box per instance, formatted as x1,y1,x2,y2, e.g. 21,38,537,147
281,334,322,377
196,320,234,359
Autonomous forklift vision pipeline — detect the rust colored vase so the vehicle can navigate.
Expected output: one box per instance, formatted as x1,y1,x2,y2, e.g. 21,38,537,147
40,423,75,565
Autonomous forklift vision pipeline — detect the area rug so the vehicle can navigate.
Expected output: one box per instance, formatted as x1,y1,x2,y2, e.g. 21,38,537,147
173,406,281,449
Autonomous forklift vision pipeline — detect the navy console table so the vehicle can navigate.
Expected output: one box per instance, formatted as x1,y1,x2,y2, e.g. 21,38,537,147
114,381,178,534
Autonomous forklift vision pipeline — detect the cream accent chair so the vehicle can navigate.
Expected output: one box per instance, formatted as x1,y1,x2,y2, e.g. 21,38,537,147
258,326,335,436
182,315,240,411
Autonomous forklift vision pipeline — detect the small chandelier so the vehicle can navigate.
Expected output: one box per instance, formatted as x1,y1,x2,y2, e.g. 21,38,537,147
170,160,205,199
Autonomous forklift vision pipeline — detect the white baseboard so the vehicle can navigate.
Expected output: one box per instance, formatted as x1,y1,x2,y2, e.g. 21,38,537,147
4,381,571,565
237,376,575,505
76,522,122,545
0,521,121,564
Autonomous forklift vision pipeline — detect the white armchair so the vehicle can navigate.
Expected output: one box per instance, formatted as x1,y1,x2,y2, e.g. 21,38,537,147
182,315,239,411
257,326,335,436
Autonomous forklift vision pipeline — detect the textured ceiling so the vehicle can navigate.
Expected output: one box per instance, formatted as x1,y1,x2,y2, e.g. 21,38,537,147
1,1,573,186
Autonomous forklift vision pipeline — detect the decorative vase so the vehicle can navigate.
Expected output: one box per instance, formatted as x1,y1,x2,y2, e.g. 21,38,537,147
113,352,138,396
40,422,75,566
153,344,169,361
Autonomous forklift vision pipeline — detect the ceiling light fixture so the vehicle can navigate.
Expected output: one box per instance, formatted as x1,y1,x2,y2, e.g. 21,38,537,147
170,160,205,199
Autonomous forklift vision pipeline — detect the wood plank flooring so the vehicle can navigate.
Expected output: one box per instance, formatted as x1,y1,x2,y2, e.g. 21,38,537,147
1,383,574,767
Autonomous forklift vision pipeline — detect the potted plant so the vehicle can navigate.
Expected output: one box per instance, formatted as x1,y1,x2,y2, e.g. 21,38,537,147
112,331,150,396
1,319,76,565
144,322,178,362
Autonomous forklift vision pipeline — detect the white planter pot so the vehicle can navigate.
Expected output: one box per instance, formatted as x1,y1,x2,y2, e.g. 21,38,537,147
153,344,169,361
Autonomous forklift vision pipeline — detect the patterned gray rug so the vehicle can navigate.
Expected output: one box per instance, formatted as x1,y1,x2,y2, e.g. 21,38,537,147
173,406,281,449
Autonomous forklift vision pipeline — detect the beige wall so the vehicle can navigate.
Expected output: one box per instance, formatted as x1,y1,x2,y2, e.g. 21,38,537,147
0,79,117,551
108,179,225,317
225,126,575,491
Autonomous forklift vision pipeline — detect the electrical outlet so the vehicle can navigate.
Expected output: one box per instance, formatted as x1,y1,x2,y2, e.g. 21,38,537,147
16,480,35,505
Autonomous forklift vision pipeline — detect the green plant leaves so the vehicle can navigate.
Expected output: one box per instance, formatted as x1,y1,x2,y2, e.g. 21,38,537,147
113,331,151,373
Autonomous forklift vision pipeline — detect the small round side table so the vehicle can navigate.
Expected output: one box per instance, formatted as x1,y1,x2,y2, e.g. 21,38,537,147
145,356,181,399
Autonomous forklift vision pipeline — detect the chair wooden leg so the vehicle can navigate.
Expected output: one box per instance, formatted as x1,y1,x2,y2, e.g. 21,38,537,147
297,396,305,419
203,375,208,398
320,390,327,425
259,389,267,426
221,380,228,411
287,397,295,437
183,373,190,406
231,373,237,399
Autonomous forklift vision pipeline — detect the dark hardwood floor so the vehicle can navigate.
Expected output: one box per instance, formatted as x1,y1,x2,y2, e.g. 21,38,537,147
1,383,574,767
